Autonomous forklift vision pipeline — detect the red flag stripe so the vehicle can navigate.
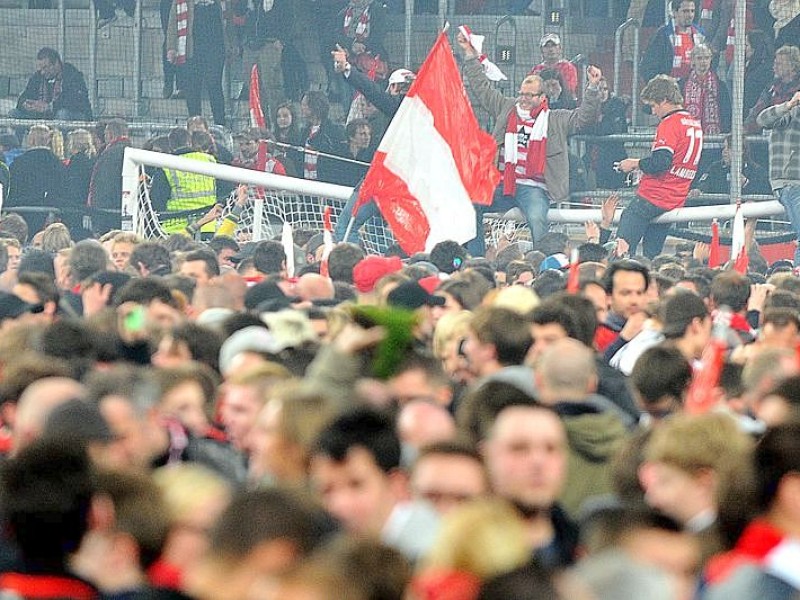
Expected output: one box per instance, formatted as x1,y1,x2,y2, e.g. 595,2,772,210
249,65,266,129
405,34,499,207
363,153,431,253
708,220,721,268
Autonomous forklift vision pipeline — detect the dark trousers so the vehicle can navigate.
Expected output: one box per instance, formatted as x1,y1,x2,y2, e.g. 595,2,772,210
616,195,670,258
161,0,179,93
185,5,226,125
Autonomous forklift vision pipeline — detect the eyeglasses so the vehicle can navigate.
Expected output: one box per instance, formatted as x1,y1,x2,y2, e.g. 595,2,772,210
517,91,544,100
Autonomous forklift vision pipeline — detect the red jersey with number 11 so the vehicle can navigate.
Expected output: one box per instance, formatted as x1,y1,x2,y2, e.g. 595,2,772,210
638,109,703,210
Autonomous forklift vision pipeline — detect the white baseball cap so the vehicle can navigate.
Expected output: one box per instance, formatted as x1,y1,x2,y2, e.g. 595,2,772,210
540,33,561,46
388,68,415,85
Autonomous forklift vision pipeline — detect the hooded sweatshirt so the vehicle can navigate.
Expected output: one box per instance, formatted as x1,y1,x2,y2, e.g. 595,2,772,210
554,401,628,517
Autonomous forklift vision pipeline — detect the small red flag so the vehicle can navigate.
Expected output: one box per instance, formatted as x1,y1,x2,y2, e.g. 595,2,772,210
708,219,721,268
249,65,266,129
566,248,580,293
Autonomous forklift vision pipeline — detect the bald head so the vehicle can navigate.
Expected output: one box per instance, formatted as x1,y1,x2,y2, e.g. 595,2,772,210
397,400,456,451
13,377,86,453
295,273,334,302
535,338,597,403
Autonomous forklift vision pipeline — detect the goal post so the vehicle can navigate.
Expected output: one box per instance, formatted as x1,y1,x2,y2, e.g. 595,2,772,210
121,147,785,251
121,147,401,252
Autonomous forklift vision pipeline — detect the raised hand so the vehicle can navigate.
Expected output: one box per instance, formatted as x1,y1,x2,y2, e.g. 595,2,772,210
601,193,619,228
586,65,602,86
332,44,348,73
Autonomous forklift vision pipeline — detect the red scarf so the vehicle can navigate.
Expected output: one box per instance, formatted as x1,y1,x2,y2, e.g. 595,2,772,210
503,100,549,196
725,1,754,64
705,519,800,589
683,70,722,134
343,0,370,42
175,0,189,65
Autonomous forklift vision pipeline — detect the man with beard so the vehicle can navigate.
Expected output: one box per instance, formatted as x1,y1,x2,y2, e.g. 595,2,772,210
482,401,578,568
233,128,286,175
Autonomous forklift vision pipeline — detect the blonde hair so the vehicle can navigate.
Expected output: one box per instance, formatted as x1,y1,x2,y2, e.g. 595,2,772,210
421,498,529,579
264,381,338,466
645,413,752,479
112,231,142,246
26,124,51,149
0,237,21,250
432,310,473,360
521,74,543,88
776,45,800,73
489,285,540,314
67,128,97,157
152,463,231,522
50,129,65,160
41,222,73,253
641,74,684,105
690,43,713,59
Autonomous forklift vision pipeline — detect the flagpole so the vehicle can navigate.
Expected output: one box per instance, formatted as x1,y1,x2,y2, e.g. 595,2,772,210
343,213,356,244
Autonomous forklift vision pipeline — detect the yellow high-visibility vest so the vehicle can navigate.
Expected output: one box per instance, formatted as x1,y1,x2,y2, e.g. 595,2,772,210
163,151,217,234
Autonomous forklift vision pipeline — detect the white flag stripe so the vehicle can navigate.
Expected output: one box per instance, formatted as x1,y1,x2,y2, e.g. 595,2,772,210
378,95,477,251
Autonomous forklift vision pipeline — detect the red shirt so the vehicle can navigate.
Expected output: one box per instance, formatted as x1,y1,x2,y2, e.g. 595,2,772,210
638,109,703,210
530,60,578,96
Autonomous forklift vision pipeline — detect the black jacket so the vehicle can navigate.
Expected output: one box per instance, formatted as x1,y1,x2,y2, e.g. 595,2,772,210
343,66,402,117
302,119,345,183
88,138,132,234
6,147,66,232
16,62,92,119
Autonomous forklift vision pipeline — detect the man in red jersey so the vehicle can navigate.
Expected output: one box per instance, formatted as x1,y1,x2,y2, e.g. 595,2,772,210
617,75,703,258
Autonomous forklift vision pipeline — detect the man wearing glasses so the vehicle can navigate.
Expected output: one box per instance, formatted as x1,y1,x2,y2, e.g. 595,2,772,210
457,33,603,256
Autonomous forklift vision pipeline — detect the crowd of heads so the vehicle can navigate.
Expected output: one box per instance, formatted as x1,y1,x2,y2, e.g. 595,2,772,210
0,214,797,599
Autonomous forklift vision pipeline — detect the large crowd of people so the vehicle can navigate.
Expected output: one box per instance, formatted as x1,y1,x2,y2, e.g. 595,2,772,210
1,1,800,599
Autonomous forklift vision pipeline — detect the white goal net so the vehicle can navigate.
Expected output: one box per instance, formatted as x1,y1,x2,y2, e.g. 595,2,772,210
121,148,398,254
121,148,786,256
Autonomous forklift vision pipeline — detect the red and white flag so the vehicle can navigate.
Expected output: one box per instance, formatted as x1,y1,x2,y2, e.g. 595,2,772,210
731,201,749,274
357,32,500,254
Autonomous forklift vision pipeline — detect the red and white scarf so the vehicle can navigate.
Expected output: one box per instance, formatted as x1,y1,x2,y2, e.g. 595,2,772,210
343,0,371,42
700,0,715,20
669,25,703,79
683,70,722,134
175,0,189,65
725,0,754,64
706,520,800,590
503,100,548,196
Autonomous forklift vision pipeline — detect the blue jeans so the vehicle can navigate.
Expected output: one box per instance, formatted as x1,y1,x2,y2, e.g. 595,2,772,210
616,195,670,259
777,185,800,266
467,184,550,256
334,185,382,244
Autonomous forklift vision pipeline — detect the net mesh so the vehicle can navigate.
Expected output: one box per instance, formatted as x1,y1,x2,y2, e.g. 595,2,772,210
133,162,400,253
132,159,537,253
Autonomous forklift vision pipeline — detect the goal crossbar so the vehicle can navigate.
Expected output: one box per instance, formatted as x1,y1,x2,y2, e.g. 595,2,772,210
120,147,785,247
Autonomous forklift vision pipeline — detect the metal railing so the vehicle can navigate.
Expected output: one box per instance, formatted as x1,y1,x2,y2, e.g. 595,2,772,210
613,18,640,124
